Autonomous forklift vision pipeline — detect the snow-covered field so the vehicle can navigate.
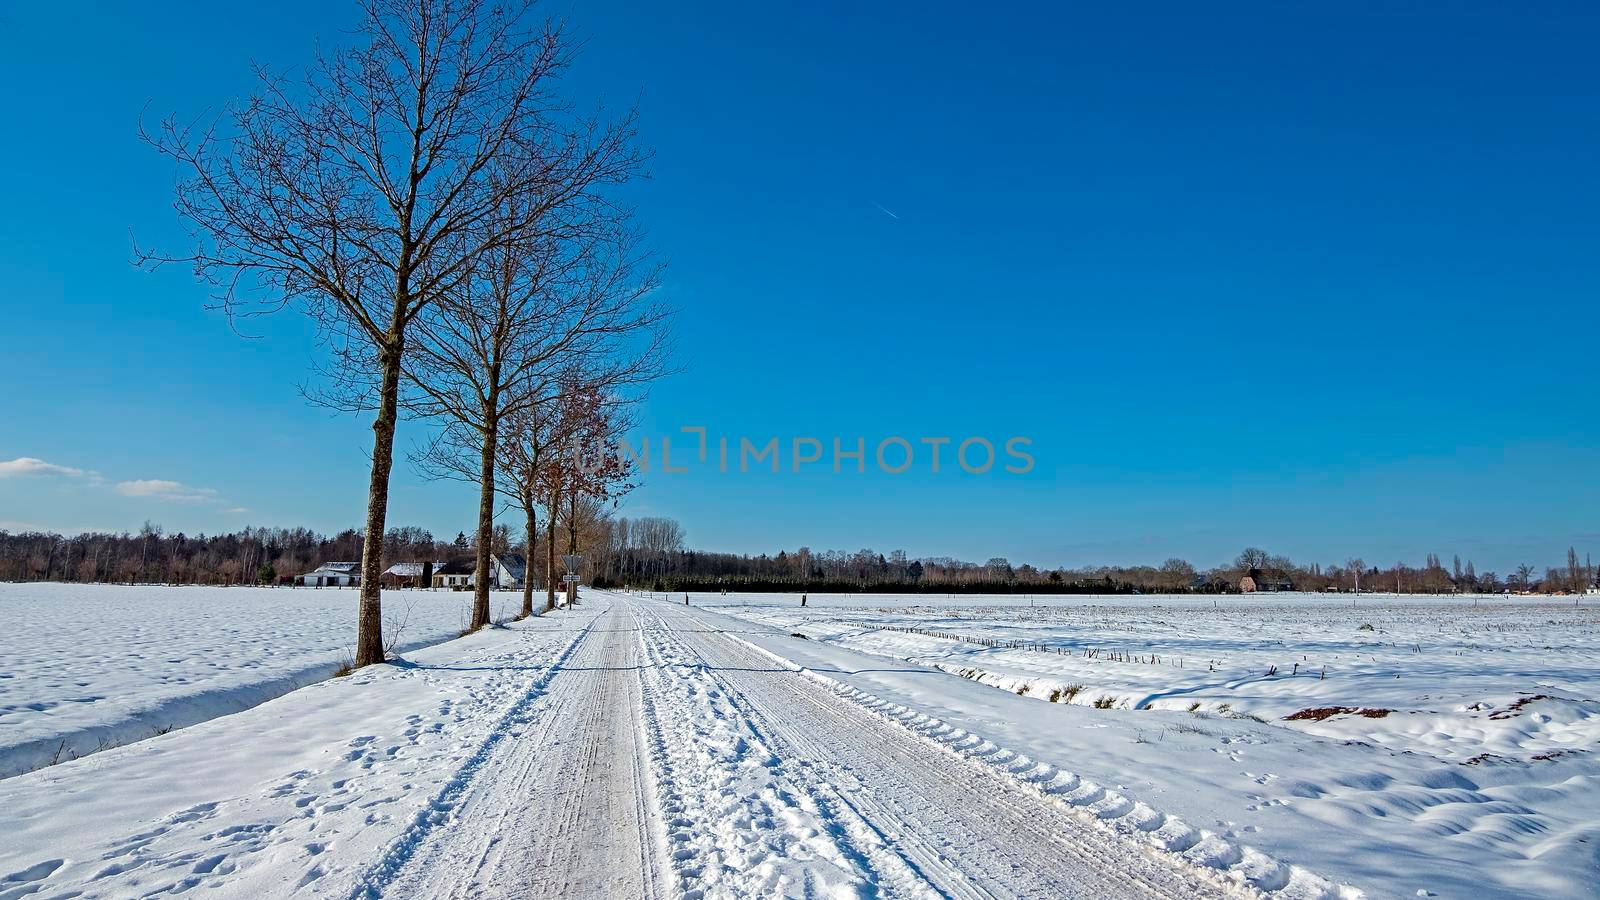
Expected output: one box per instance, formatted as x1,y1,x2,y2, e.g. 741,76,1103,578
0,583,526,778
689,591,1600,764
682,591,1600,899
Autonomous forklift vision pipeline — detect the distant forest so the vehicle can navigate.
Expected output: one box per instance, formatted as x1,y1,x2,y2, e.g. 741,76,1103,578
2,518,1595,596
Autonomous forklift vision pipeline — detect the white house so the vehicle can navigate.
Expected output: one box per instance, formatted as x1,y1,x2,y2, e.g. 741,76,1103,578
433,558,475,589
432,554,527,590
295,561,361,587
494,553,528,589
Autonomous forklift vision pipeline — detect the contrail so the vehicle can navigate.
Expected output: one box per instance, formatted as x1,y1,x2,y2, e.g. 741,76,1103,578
872,202,900,220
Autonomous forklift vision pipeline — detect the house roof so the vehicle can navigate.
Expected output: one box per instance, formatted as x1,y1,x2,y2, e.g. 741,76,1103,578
495,553,527,581
435,557,477,576
384,562,442,577
307,562,359,574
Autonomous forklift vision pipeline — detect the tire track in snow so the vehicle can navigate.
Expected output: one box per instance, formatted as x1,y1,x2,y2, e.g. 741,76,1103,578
373,600,668,900
631,594,1232,899
636,601,939,900
512,610,665,900
347,614,599,898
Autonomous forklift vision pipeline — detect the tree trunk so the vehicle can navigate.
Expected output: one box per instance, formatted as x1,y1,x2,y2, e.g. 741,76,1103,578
469,400,500,630
566,482,579,606
521,494,536,618
545,487,558,611
355,338,402,668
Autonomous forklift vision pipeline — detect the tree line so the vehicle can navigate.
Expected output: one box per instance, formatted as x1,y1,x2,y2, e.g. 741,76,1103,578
593,538,1600,597
0,522,562,589
139,0,663,666
5,520,1594,598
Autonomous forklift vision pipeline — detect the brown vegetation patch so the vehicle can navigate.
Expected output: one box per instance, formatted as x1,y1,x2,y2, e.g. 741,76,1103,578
1489,694,1553,720
1284,706,1394,722
1048,684,1083,703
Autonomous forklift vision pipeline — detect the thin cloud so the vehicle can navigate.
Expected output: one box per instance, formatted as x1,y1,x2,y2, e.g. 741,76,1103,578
116,479,222,504
872,201,901,221
0,456,85,479
0,519,119,535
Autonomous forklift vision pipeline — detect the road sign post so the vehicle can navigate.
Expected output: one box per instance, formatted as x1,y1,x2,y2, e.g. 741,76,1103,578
561,555,583,606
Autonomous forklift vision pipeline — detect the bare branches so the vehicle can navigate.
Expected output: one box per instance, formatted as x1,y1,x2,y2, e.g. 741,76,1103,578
136,0,627,356
137,0,656,668
397,99,666,629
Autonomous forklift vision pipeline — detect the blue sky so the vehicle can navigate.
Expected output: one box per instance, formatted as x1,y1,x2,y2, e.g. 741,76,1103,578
1,1,1596,572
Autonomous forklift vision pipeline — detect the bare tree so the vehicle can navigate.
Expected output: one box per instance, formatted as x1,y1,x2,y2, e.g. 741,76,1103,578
546,379,639,606
419,364,653,616
433,382,572,614
630,515,686,580
1514,564,1536,590
497,404,555,616
1234,547,1269,573
1157,557,1196,592
141,0,640,666
631,517,686,556
1345,558,1365,592
405,193,663,630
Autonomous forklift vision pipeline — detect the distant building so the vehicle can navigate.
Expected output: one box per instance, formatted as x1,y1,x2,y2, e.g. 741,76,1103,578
495,554,527,589
295,562,361,587
1240,568,1293,593
382,562,441,589
432,554,527,590
433,558,476,589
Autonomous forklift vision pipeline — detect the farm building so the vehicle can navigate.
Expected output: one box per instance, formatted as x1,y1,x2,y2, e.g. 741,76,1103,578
294,562,361,587
381,561,442,589
1240,568,1294,593
431,554,527,590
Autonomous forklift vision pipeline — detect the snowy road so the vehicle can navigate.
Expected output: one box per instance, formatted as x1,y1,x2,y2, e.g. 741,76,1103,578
632,597,1231,899
369,593,1231,899
372,604,668,900
0,592,1267,898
